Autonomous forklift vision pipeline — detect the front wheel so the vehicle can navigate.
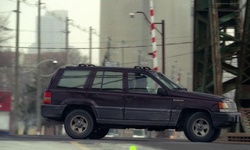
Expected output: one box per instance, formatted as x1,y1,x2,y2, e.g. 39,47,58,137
184,112,215,142
64,110,94,139
208,129,221,142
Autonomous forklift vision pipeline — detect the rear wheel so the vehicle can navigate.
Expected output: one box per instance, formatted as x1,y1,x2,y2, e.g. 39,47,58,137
88,128,110,139
64,110,94,139
184,112,215,142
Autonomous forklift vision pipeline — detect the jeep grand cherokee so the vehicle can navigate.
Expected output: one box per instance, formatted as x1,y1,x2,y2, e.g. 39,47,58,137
41,64,240,142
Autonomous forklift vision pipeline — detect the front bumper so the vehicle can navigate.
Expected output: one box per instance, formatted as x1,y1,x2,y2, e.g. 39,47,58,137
41,104,66,120
211,112,241,128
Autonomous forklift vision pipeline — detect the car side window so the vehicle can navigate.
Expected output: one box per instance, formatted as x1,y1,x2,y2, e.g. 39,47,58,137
92,71,123,92
57,70,90,89
128,72,161,94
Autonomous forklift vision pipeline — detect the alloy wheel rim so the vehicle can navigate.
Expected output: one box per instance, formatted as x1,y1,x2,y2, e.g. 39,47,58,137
192,118,210,137
70,115,88,134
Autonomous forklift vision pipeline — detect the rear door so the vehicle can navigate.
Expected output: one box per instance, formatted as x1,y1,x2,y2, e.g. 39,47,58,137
87,70,125,120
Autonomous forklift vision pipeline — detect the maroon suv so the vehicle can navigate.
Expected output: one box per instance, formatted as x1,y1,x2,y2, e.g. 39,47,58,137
41,64,240,142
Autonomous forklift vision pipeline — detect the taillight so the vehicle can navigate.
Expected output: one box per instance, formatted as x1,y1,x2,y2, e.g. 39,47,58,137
43,91,51,104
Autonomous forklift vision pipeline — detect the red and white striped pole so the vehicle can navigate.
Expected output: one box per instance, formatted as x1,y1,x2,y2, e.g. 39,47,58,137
150,0,158,71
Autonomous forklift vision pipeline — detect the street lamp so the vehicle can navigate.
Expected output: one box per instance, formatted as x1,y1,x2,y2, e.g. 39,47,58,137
41,64,74,77
130,11,166,74
17,59,57,135
37,59,57,135
21,59,58,73
21,59,57,135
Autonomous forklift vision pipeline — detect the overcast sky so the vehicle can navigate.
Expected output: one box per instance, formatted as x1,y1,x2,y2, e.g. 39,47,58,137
0,0,100,63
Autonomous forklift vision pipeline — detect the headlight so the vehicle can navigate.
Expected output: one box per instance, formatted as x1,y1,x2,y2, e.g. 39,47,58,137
218,100,238,112
218,102,229,112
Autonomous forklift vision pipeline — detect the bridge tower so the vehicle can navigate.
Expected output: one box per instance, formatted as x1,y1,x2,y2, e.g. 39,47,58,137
193,0,250,132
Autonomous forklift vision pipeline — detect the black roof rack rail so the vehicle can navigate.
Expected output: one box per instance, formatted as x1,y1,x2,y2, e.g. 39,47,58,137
134,66,142,69
134,66,151,70
78,64,95,67
142,66,151,70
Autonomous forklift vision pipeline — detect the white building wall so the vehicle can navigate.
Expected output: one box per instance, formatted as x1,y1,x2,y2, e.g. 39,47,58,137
100,0,194,90
154,0,193,90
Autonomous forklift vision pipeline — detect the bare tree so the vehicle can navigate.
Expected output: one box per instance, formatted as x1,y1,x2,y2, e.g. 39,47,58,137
18,50,88,135
68,48,89,65
0,15,14,91
0,15,13,45
0,51,14,91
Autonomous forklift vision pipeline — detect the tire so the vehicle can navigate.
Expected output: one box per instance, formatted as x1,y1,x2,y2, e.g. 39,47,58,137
184,112,215,142
208,129,221,142
64,110,94,139
88,128,110,139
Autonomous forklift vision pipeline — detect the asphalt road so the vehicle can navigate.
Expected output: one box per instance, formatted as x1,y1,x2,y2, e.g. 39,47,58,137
0,135,249,150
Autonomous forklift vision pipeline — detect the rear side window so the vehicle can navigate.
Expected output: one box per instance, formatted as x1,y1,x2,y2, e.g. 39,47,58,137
57,70,90,89
92,71,123,91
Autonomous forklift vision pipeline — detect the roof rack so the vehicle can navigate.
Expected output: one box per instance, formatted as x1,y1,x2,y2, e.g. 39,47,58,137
134,66,151,70
78,64,95,67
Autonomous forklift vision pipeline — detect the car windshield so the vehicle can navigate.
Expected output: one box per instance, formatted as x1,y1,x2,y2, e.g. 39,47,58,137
151,72,183,90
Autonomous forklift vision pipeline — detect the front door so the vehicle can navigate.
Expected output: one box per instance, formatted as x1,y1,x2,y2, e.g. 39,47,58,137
124,72,172,125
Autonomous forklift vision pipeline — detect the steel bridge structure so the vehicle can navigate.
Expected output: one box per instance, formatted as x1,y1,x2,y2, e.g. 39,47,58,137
193,0,250,132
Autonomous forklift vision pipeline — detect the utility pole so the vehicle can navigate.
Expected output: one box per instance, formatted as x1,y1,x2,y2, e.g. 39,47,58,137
210,0,222,95
138,50,142,66
154,20,165,74
13,0,20,134
107,37,111,62
36,0,42,135
121,40,125,67
65,17,70,64
89,26,92,64
160,20,165,74
133,12,166,74
102,37,111,66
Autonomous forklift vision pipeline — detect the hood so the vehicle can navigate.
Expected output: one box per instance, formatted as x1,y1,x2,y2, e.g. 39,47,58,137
170,90,224,101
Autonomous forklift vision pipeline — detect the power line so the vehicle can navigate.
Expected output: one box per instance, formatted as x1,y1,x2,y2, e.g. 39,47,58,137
0,11,13,13
22,0,37,7
0,11,14,20
0,51,192,68
113,52,193,66
7,0,18,2
0,41,192,50
101,36,192,44
20,0,100,37
3,1,192,44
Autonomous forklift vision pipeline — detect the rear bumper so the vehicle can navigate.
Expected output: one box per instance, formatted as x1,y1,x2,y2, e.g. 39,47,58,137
211,112,241,128
41,104,66,120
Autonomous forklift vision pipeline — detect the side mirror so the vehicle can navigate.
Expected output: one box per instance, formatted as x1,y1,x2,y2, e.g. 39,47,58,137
157,88,167,96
